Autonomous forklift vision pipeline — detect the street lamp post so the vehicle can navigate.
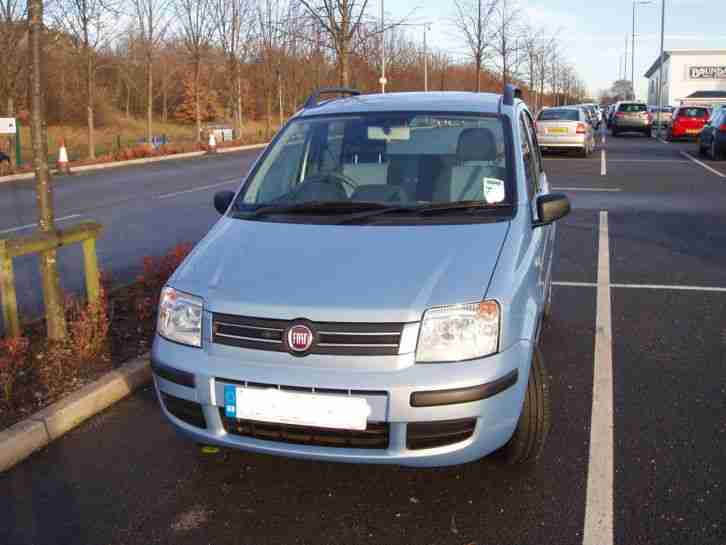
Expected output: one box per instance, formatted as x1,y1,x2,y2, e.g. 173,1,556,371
631,0,654,101
380,0,387,93
656,0,666,138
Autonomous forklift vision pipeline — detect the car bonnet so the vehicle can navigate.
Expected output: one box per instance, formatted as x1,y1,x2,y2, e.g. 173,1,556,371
170,217,511,323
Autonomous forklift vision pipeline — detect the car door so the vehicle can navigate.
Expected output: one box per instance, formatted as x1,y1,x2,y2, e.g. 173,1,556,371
519,110,551,314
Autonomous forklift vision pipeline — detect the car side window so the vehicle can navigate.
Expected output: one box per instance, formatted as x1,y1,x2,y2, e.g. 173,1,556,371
524,111,543,175
519,115,539,197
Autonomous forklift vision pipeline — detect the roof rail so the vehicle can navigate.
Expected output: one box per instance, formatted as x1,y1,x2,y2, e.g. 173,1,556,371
304,87,362,109
502,84,522,107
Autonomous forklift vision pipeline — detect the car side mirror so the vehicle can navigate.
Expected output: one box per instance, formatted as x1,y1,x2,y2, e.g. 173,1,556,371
214,190,235,215
533,193,570,227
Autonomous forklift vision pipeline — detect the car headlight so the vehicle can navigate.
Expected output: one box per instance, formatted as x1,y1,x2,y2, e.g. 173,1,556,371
157,287,204,347
416,301,500,363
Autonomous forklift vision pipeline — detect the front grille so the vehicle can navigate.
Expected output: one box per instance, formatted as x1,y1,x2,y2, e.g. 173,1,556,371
407,419,477,450
160,392,206,429
220,410,389,449
213,313,404,356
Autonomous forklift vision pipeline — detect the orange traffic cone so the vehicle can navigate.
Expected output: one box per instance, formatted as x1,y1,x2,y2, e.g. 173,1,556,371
57,139,71,174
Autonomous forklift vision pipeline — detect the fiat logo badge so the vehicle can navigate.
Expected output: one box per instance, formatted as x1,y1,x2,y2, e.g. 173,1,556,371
286,324,314,353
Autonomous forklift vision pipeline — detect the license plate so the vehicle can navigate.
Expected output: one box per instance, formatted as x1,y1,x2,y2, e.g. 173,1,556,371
547,127,568,134
224,385,371,430
686,129,700,134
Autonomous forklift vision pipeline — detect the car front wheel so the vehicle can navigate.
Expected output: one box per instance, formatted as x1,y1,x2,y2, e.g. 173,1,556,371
713,141,723,161
496,347,551,465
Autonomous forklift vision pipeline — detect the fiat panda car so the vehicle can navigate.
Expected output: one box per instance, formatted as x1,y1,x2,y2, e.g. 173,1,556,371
151,86,570,467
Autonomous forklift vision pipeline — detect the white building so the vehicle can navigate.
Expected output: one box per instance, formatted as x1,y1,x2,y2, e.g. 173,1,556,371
644,49,726,108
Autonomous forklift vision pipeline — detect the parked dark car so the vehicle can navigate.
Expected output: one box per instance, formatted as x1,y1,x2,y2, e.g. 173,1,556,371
697,107,726,160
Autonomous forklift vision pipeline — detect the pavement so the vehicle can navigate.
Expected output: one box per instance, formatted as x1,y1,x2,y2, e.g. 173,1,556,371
2,130,726,545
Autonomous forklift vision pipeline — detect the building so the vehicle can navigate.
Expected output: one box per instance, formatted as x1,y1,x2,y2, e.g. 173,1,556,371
644,49,726,108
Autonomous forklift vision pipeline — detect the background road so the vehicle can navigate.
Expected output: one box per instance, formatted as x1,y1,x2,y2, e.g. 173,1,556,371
2,133,726,545
0,150,260,329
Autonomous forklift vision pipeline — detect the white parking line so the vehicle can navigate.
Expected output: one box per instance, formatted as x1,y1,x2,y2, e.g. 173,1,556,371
600,149,607,176
607,159,689,163
554,281,726,292
156,179,240,199
0,214,82,235
583,210,613,545
553,187,621,192
679,151,726,178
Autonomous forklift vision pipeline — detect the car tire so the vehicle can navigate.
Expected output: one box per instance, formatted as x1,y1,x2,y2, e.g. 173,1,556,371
580,146,588,158
698,140,707,157
713,141,722,161
496,347,551,465
611,129,619,137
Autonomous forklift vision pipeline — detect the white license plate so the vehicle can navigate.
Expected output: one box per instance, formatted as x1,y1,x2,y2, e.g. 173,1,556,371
225,386,372,430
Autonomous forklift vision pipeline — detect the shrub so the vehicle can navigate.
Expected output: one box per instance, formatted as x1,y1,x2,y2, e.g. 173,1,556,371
0,337,29,404
65,285,111,362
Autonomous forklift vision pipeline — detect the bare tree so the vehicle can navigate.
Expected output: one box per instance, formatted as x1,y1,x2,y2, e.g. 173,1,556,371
130,0,171,147
490,0,522,86
0,0,28,166
175,0,215,142
28,0,67,340
53,0,118,159
299,0,378,87
452,0,496,92
213,0,254,139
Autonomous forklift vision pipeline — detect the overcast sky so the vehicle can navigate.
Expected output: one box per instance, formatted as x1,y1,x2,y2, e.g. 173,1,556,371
384,0,726,100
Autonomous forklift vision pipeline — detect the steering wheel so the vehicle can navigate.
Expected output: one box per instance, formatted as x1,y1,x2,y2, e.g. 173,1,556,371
300,171,359,193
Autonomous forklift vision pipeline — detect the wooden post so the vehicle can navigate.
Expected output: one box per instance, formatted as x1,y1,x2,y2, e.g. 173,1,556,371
82,237,101,305
0,241,21,338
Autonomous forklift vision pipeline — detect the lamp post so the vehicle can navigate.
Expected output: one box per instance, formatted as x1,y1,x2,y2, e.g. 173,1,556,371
631,0,654,100
380,0,387,93
656,0,666,138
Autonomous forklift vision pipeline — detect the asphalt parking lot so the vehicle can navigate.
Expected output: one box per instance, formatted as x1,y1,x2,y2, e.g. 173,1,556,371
2,131,726,545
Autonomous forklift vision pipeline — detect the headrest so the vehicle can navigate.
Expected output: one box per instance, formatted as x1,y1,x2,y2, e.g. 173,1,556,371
456,128,497,163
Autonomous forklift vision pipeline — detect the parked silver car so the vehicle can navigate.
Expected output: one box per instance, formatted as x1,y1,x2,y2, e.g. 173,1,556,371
151,86,570,467
611,101,652,136
536,107,595,156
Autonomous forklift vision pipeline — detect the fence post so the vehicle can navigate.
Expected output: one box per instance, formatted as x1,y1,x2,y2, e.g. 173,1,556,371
0,241,21,338
82,237,101,305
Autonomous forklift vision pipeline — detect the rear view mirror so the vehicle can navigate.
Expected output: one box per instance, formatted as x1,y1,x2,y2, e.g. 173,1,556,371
367,126,410,141
534,193,570,227
214,190,235,215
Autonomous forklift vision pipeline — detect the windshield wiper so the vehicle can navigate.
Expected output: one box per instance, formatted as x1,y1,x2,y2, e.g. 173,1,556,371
235,201,391,219
336,201,511,224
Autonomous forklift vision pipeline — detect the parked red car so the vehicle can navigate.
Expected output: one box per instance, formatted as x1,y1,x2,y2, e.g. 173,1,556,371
667,106,711,140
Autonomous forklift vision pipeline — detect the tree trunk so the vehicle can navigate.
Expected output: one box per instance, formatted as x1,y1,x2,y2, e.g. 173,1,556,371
338,45,349,88
265,91,272,140
236,72,243,140
146,54,153,148
194,58,201,143
125,81,131,119
475,56,481,92
87,48,95,160
28,0,67,341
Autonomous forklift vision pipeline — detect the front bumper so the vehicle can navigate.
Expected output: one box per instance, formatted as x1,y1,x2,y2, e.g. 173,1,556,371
151,336,534,467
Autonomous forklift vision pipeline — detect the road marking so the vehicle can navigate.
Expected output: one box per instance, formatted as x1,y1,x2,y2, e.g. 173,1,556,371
553,187,621,192
157,179,240,199
0,214,82,235
600,149,606,176
583,210,613,545
606,159,689,163
679,151,726,178
554,281,726,293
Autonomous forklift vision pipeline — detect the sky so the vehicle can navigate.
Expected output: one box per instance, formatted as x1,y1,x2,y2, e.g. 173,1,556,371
384,0,726,100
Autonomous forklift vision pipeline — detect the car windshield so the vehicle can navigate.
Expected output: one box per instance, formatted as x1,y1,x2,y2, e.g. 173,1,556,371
233,112,513,223
619,103,647,112
679,107,709,118
539,109,579,121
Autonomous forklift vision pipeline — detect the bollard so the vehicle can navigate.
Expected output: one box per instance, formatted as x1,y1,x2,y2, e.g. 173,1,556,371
57,139,71,175
208,132,217,154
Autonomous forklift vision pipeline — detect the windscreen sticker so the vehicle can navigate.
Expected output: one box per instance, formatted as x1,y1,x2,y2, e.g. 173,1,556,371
224,384,237,417
483,177,505,204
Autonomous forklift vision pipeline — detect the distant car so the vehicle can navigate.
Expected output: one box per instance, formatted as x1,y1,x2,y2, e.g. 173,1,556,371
536,107,595,157
697,107,726,160
648,106,673,128
667,106,711,141
611,102,651,137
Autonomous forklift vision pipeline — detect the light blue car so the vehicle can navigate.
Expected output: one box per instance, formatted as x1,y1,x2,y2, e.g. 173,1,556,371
151,86,570,467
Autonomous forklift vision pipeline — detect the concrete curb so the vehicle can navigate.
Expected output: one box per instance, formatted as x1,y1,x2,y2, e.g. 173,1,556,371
0,354,151,473
0,143,268,185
